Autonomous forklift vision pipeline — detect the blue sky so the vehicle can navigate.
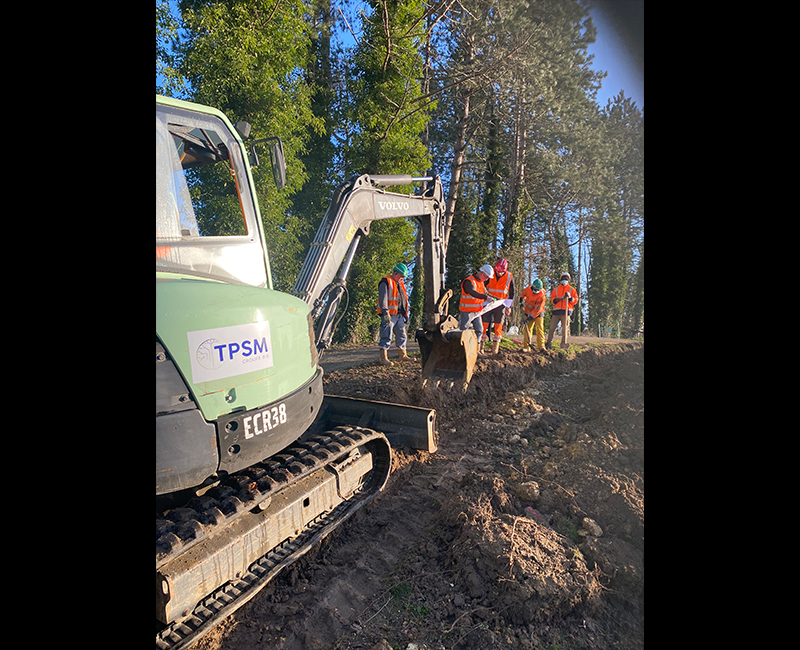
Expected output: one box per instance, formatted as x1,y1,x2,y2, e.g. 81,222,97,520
588,2,644,109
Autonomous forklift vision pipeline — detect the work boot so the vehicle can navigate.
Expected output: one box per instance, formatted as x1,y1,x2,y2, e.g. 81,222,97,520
397,348,412,362
379,349,394,366
491,340,501,356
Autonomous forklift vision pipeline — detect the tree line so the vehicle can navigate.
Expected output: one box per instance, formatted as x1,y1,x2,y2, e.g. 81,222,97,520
157,0,644,342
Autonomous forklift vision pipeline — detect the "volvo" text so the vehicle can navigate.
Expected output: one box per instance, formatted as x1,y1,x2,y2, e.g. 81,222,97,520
378,201,409,210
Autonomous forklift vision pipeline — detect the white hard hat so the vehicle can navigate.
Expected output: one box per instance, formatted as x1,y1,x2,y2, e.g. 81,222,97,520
479,264,495,278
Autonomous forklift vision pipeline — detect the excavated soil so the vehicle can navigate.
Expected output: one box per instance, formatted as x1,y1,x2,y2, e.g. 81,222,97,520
190,339,644,650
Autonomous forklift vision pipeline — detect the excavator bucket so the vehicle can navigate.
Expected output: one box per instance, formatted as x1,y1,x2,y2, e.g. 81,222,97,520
416,326,478,392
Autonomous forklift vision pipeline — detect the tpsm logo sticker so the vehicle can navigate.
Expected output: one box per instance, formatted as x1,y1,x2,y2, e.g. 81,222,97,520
187,321,273,384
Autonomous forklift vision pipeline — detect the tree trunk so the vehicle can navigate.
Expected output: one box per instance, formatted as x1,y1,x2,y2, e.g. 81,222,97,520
504,80,527,250
442,33,474,251
443,89,471,252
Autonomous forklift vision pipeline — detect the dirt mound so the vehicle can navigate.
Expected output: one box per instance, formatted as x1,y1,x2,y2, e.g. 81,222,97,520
191,342,644,650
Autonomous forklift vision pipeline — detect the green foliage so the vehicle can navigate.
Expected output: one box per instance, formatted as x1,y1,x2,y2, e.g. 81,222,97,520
587,205,628,328
408,239,425,332
627,249,644,336
390,581,412,603
347,0,432,173
156,1,188,97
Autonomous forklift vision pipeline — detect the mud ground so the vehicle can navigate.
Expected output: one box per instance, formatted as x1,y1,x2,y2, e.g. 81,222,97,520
190,338,644,650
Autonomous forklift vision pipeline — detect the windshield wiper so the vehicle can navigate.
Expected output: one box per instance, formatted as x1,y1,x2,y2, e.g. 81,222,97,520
168,124,228,166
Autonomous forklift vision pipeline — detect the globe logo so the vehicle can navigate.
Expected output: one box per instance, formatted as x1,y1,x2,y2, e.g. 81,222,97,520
196,338,222,370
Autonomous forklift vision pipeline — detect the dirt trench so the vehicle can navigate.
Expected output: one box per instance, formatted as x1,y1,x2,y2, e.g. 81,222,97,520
190,341,644,650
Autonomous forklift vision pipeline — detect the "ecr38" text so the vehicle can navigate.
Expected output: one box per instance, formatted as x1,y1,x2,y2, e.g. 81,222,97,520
243,403,287,439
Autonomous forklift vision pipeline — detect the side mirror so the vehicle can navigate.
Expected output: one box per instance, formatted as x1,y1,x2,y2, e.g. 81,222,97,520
250,137,287,190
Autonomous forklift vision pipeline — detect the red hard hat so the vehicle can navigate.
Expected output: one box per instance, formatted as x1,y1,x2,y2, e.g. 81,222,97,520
494,258,508,274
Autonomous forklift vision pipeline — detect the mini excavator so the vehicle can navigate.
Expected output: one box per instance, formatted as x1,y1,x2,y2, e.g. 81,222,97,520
156,95,477,648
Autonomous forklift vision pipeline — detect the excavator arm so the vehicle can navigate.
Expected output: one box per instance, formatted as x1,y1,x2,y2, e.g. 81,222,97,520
292,173,445,344
291,173,476,389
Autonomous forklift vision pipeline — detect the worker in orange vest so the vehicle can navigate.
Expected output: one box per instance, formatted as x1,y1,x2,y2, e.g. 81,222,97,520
519,279,547,352
377,263,411,366
459,264,495,358
481,258,515,355
546,272,579,351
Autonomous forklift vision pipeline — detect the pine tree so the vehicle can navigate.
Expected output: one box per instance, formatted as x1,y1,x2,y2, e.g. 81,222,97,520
587,92,644,334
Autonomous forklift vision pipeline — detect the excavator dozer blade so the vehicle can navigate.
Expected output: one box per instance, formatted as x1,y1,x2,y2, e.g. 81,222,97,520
320,395,438,452
416,327,478,392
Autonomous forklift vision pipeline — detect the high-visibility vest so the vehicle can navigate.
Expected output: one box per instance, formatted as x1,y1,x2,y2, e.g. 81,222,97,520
486,271,512,301
520,286,546,318
376,275,407,315
459,275,486,312
550,284,578,312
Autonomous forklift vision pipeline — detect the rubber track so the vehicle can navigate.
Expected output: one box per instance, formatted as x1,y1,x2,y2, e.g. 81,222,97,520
156,426,388,568
155,426,391,649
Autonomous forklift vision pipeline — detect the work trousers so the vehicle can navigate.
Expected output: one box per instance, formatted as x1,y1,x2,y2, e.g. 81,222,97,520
458,311,484,341
481,304,505,342
546,310,571,348
523,315,545,350
379,314,408,351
